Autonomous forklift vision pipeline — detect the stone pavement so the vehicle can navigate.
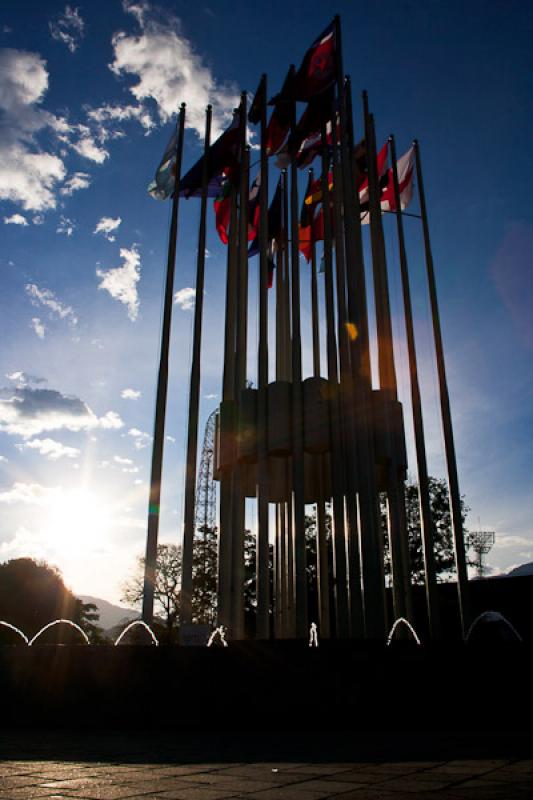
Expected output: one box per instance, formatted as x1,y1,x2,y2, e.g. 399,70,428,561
2,755,533,799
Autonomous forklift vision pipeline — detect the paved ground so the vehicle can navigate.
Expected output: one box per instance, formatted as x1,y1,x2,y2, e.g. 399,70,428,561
2,756,533,800
1,730,533,800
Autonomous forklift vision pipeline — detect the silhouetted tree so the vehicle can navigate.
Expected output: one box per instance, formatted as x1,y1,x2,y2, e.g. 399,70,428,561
121,544,181,640
0,558,101,643
381,476,471,583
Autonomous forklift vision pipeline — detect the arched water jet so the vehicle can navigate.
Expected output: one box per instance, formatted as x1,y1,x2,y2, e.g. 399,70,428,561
114,620,159,646
0,620,29,644
386,617,421,646
207,625,228,647
466,611,523,643
309,622,319,647
29,619,90,646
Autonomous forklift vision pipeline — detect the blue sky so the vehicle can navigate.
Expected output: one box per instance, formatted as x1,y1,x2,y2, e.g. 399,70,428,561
0,0,532,603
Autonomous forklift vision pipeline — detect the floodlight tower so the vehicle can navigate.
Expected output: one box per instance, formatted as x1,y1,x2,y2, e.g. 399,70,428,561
467,531,495,578
195,409,217,533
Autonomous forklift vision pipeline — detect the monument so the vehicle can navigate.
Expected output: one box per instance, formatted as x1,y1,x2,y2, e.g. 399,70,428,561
141,16,471,642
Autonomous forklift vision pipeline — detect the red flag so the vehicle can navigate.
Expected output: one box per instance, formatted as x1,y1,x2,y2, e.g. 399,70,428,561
214,171,233,244
379,147,415,212
292,22,337,102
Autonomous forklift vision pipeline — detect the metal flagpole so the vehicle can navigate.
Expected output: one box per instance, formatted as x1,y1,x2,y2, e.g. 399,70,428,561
320,118,349,637
142,103,186,625
330,111,364,637
334,22,386,638
308,169,331,638
256,75,270,639
288,66,308,638
231,114,250,639
180,105,213,627
389,134,440,638
413,139,471,638
217,125,240,630
363,99,411,624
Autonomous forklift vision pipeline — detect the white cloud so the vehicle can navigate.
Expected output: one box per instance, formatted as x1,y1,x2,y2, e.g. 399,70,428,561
128,427,151,449
110,1,238,139
56,214,75,237
94,216,122,241
174,287,195,311
0,385,124,438
494,535,532,550
31,318,46,339
166,435,176,443
0,49,68,211
121,388,141,400
6,371,46,386
4,213,28,225
204,392,218,399
0,482,60,506
114,455,133,465
32,214,45,224
17,437,80,460
25,283,78,325
96,245,141,321
60,172,90,196
71,134,109,163
49,6,85,53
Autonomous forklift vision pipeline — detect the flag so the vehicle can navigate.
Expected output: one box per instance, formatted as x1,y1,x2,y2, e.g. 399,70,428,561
248,170,261,242
271,22,337,103
380,147,415,212
358,141,389,209
248,76,266,125
304,170,333,207
288,86,334,156
148,128,179,200
295,117,340,169
179,113,240,198
249,176,283,288
213,172,233,244
298,172,316,262
266,69,293,156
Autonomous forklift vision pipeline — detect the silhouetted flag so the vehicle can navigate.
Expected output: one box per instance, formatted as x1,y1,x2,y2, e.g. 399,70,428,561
179,114,240,198
214,172,233,244
380,147,415,212
276,87,335,168
248,76,266,125
148,129,179,199
271,22,337,104
249,176,283,288
266,69,293,156
248,170,261,241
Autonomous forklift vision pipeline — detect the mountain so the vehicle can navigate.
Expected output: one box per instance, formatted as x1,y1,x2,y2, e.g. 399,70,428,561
507,562,533,578
78,595,139,630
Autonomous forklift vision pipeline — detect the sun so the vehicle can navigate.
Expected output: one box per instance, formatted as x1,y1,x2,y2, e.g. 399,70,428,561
43,488,112,555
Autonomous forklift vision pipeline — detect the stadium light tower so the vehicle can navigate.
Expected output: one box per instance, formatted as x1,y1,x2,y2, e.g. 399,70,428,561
467,531,495,578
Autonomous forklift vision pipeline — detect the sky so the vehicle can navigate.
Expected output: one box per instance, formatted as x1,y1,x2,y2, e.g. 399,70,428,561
0,0,532,605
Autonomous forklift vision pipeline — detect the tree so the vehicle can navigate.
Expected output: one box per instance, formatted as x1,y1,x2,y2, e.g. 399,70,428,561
191,525,218,625
0,558,102,643
121,544,181,640
382,476,471,583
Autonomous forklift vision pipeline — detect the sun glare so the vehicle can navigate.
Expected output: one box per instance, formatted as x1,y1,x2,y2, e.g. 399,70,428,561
43,489,112,554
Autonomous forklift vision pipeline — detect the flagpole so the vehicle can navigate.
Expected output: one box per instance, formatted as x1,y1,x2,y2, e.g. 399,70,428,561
308,169,321,378
308,168,331,638
334,21,386,638
320,117,349,637
142,103,186,625
330,113,364,638
414,139,471,638
256,75,270,639
217,109,241,630
288,66,308,638
363,98,411,625
180,104,212,628
231,94,250,638
217,184,238,630
389,134,440,638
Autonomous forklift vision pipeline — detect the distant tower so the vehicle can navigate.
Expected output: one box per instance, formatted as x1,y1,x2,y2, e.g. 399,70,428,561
195,409,217,532
193,409,218,624
467,531,495,578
